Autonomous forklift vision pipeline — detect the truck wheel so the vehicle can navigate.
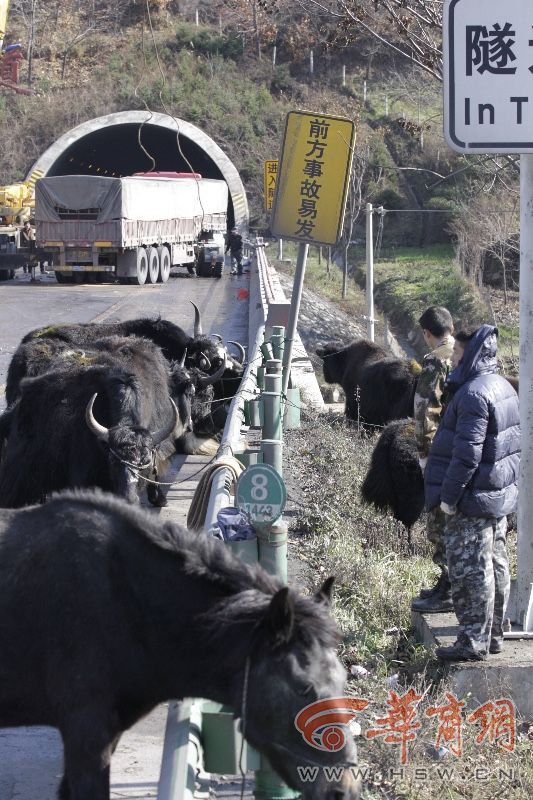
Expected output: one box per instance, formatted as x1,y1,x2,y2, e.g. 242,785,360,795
133,248,148,286
158,246,171,283
55,272,74,284
147,247,160,284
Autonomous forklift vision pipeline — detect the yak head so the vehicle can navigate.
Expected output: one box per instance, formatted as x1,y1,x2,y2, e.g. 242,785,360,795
316,342,348,385
85,394,179,503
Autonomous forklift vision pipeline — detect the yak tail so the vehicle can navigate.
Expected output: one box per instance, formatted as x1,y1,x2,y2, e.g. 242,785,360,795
361,426,397,513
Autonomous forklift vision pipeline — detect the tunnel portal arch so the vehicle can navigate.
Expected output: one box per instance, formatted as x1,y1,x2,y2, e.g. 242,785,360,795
26,111,249,231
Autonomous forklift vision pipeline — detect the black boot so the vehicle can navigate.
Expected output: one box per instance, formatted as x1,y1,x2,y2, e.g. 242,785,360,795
412,573,453,613
417,571,445,600
436,634,487,661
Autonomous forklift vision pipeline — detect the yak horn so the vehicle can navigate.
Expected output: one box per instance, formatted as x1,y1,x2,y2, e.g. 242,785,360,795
200,354,211,372
227,340,246,364
152,398,179,446
210,333,223,342
190,300,203,337
85,393,109,442
179,348,187,369
198,357,227,388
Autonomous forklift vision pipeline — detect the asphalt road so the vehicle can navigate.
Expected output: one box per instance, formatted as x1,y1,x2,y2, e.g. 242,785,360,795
0,263,250,799
0,265,249,409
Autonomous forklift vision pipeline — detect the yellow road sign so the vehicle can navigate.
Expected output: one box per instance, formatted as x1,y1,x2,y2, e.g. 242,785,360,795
270,111,356,245
264,159,278,212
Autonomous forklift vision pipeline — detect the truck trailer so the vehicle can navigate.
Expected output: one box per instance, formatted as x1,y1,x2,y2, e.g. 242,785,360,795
35,173,229,285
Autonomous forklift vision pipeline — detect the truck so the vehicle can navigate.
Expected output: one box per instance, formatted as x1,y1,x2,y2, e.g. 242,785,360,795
0,182,34,280
35,173,229,285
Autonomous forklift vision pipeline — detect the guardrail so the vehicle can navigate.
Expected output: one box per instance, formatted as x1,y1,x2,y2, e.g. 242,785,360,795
158,239,321,800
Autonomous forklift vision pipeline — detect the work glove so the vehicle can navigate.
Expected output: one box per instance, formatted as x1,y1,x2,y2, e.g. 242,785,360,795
440,501,456,516
418,457,427,474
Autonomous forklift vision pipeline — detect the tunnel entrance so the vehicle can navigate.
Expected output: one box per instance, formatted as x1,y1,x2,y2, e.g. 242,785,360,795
27,111,248,230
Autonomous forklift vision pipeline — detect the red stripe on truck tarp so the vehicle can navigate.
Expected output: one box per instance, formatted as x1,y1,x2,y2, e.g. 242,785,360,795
132,172,203,179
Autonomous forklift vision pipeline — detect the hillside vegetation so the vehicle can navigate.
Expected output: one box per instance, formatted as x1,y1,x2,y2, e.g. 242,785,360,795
1,2,519,340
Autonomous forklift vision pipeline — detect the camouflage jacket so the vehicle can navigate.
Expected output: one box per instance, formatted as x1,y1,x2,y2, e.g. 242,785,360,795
413,335,455,459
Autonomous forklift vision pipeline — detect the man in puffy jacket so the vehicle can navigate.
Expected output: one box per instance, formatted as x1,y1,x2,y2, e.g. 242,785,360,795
424,325,520,661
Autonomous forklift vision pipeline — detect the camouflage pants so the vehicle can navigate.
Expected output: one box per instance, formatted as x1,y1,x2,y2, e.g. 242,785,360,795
444,512,509,654
427,506,447,568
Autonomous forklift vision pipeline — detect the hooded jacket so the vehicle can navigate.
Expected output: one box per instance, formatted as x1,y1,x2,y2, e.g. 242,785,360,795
425,325,520,517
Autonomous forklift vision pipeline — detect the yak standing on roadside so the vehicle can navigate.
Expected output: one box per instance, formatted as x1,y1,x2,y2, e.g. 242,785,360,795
361,419,425,535
316,339,421,427
0,490,361,800
10,303,244,407
0,337,187,508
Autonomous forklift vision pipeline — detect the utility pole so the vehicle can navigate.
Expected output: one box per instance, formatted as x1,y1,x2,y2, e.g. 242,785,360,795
366,203,375,342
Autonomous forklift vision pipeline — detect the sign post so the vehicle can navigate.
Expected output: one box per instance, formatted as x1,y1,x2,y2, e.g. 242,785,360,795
444,0,533,632
270,111,355,398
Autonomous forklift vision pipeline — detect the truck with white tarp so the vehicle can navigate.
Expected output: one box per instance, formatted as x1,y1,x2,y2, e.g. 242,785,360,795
35,173,228,285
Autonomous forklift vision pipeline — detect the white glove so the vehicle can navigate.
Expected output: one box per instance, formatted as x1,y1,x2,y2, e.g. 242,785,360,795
418,457,427,473
440,501,456,516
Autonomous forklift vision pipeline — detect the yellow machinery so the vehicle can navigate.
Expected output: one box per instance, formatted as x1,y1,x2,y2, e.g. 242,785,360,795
0,0,9,52
0,181,33,224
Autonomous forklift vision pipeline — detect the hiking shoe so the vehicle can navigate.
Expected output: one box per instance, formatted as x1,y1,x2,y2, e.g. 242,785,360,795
230,269,237,275
436,636,487,662
411,593,454,614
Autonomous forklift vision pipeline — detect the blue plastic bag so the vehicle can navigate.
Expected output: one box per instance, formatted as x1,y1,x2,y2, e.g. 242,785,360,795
216,507,256,542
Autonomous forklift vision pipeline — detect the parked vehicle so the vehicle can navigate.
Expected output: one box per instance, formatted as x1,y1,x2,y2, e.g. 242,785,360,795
35,173,228,285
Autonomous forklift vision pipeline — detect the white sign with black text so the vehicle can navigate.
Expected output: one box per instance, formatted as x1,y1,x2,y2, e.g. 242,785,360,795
444,0,533,153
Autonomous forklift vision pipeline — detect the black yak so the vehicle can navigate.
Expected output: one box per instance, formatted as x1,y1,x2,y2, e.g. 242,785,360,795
0,489,361,800
317,339,421,427
361,419,425,531
11,304,243,405
0,337,186,508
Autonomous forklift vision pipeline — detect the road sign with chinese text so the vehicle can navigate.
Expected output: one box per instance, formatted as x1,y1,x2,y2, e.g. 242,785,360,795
270,111,356,245
236,464,286,525
264,160,278,211
444,0,533,152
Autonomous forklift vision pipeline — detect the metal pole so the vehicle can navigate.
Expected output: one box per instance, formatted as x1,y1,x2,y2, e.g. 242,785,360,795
281,242,308,398
342,64,346,87
363,79,367,104
272,45,277,67
385,93,389,116
517,153,533,632
309,49,314,75
277,238,283,260
195,9,199,26
366,203,375,342
384,316,390,348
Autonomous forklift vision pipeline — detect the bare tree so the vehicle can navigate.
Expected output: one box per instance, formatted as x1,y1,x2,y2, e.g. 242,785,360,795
340,145,369,298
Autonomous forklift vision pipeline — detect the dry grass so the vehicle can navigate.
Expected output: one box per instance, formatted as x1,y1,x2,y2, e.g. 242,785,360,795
284,412,530,800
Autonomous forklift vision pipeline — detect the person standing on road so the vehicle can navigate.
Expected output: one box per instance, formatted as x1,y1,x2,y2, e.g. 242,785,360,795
20,220,35,275
411,306,455,613
226,227,243,276
424,326,520,661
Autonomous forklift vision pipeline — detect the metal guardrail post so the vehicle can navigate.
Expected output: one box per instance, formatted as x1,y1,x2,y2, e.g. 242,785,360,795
270,326,285,362
158,700,201,800
263,360,282,442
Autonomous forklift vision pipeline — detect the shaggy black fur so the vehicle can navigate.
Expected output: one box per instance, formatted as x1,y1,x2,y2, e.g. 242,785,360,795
317,339,419,426
361,419,425,529
0,489,356,800
0,338,185,508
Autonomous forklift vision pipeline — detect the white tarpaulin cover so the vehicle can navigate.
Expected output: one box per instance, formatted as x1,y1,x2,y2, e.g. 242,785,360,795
35,175,228,224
